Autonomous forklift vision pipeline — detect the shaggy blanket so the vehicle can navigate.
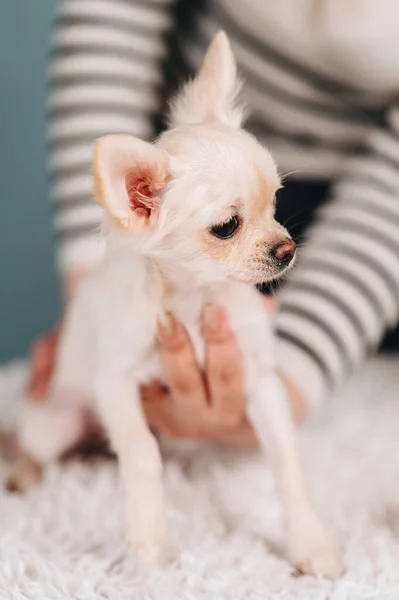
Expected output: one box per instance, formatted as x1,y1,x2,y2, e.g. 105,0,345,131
0,358,399,600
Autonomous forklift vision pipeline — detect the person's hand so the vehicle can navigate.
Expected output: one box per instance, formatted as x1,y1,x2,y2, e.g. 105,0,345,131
142,299,308,449
27,286,307,450
27,325,61,401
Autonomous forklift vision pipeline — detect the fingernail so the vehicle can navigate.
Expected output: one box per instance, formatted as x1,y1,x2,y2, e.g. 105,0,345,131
203,305,221,332
158,313,175,338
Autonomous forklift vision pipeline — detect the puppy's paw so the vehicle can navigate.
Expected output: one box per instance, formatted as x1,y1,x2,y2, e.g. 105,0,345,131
126,510,169,566
6,454,43,493
292,542,342,579
288,518,343,579
131,538,170,566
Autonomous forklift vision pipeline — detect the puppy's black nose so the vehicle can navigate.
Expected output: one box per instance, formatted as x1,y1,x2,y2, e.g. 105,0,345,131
271,239,296,266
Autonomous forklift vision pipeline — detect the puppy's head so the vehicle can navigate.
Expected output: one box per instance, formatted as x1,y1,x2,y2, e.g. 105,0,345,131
93,32,295,285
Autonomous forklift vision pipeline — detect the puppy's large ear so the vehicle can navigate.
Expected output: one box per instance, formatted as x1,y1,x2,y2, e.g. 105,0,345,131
169,31,243,129
93,134,170,232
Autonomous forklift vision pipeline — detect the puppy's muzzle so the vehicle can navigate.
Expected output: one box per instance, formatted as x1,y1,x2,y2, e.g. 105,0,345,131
270,239,296,269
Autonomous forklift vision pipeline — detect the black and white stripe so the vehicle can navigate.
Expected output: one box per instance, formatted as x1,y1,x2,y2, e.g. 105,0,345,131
48,0,173,271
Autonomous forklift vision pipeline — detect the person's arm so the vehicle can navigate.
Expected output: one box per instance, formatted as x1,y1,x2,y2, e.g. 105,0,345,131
275,103,399,406
48,0,175,285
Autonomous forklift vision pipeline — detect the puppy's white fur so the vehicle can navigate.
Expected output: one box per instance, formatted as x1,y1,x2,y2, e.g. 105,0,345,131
18,33,341,577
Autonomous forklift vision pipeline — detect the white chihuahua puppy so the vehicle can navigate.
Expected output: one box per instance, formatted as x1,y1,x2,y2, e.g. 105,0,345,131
18,33,341,578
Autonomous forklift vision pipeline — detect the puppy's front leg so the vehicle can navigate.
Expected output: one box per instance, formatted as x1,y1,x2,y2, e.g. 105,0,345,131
95,371,167,563
246,372,342,579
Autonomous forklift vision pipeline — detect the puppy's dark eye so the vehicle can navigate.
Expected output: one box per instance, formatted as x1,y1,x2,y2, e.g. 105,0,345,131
210,215,240,239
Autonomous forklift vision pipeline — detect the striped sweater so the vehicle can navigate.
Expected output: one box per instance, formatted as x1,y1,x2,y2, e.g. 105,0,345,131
48,0,399,406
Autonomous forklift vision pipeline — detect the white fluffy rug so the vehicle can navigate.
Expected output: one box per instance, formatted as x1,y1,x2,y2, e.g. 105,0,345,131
1,358,399,599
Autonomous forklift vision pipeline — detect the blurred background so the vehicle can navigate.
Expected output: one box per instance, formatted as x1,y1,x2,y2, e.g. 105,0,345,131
1,1,60,361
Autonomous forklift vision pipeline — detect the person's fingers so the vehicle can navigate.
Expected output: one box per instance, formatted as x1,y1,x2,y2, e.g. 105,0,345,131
31,338,53,371
140,381,170,405
263,294,277,313
143,401,181,438
27,327,61,402
141,381,201,438
202,306,245,430
212,418,259,449
27,343,53,400
48,326,61,352
29,371,52,401
157,314,209,435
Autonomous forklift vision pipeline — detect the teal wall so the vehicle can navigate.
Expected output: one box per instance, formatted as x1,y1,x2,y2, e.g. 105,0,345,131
0,2,61,361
